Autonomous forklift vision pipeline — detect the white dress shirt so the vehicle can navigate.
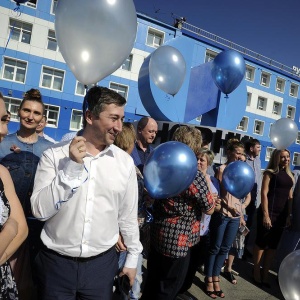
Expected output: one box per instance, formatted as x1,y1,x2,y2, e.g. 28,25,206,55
31,142,142,268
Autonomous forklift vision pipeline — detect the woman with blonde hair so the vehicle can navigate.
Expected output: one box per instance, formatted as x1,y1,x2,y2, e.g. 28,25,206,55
253,149,294,287
0,92,28,298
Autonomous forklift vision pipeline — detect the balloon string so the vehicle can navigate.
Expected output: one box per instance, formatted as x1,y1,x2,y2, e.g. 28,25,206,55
293,237,300,251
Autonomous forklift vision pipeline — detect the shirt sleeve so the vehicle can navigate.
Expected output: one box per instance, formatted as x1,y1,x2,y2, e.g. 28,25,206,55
118,163,143,268
31,148,86,220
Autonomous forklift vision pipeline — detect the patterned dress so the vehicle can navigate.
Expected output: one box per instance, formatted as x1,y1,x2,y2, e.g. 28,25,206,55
0,179,18,300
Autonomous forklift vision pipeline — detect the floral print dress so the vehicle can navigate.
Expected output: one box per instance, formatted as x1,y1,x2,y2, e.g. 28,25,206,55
0,179,18,300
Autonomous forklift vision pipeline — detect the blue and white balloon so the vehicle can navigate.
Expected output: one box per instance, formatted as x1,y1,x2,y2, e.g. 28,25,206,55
222,161,255,199
211,50,246,96
144,141,197,199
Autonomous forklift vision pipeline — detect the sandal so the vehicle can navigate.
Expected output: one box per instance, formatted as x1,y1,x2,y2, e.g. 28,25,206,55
223,271,237,285
212,278,225,298
204,277,217,299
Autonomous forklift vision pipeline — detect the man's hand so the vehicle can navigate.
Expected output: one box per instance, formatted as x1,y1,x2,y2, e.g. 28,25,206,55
119,267,137,287
115,234,127,252
69,136,87,164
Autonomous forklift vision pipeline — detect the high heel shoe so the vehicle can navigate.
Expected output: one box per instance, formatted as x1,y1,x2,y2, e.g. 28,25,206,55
204,277,217,299
213,278,225,298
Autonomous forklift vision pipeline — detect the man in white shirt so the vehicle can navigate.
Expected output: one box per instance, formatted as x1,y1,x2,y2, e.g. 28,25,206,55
36,115,57,143
31,86,142,299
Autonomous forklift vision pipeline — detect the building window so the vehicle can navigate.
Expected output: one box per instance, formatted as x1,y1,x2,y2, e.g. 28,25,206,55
47,30,58,51
109,83,128,100
257,96,266,110
9,19,32,44
254,120,264,135
196,115,202,122
70,109,83,130
260,72,270,87
146,28,164,48
44,104,60,127
272,101,281,115
265,147,275,161
41,67,64,91
290,83,299,97
51,0,58,14
296,132,300,144
276,78,285,93
120,54,133,71
205,49,218,63
236,117,248,132
3,97,21,121
287,106,295,120
2,57,27,83
245,65,255,81
293,152,300,166
75,82,86,96
247,92,252,106
26,0,37,8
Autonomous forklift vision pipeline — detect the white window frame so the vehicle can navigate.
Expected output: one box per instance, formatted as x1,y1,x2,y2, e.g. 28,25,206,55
44,104,60,127
205,49,218,63
276,77,285,93
75,81,87,96
286,105,295,120
247,92,252,106
272,101,281,115
293,152,300,166
146,27,164,48
296,131,300,144
257,96,266,111
40,66,65,91
260,71,271,88
1,57,27,83
70,109,83,130
3,97,22,121
51,0,58,14
265,147,275,161
290,83,299,98
47,29,58,51
236,116,249,132
109,82,128,100
245,65,255,82
120,54,133,71
196,115,202,122
253,120,264,135
9,18,32,44
26,0,37,8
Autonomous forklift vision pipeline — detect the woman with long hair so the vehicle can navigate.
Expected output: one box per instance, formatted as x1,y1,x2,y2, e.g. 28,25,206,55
0,92,28,298
253,149,294,287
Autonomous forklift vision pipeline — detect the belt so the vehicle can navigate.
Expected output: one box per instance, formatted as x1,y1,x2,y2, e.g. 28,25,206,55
43,246,114,263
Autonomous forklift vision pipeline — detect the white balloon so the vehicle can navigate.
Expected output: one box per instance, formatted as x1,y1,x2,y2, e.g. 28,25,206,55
55,0,137,85
149,45,186,96
270,118,298,150
279,250,300,300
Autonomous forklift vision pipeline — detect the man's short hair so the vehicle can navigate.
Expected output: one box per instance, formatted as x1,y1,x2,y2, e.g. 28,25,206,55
245,138,260,152
82,86,126,127
137,116,150,131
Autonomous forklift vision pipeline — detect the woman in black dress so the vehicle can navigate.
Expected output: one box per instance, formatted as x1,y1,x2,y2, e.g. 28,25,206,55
253,149,294,287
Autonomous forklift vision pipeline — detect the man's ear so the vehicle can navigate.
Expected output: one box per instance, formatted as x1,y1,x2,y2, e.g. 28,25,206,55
85,110,93,125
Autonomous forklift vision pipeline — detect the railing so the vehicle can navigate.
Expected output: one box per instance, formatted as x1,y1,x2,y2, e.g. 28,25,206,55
181,21,296,77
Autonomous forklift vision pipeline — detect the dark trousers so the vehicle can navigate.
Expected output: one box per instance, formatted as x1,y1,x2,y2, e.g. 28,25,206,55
141,248,190,300
35,247,118,300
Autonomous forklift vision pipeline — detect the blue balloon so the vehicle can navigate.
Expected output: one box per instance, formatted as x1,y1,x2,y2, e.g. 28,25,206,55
211,50,246,96
222,161,255,199
144,141,197,199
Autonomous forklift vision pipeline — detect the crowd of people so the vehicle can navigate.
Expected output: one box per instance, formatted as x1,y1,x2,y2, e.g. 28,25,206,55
0,86,298,300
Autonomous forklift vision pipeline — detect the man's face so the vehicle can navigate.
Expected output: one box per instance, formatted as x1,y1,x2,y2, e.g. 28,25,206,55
36,117,47,133
139,119,158,145
89,104,124,146
18,100,44,131
251,144,261,157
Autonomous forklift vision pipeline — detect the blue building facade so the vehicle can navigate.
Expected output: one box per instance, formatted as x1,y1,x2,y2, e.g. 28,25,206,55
0,0,300,169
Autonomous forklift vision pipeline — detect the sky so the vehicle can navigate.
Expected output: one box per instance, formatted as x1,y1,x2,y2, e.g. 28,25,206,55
133,0,300,70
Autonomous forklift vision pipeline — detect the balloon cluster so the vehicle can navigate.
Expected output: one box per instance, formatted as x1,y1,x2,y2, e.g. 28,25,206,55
54,0,137,85
211,50,246,96
222,161,255,199
149,45,186,96
143,141,197,199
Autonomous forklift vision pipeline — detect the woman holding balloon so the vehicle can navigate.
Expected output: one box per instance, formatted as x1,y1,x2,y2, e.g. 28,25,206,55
205,139,249,298
253,149,294,287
